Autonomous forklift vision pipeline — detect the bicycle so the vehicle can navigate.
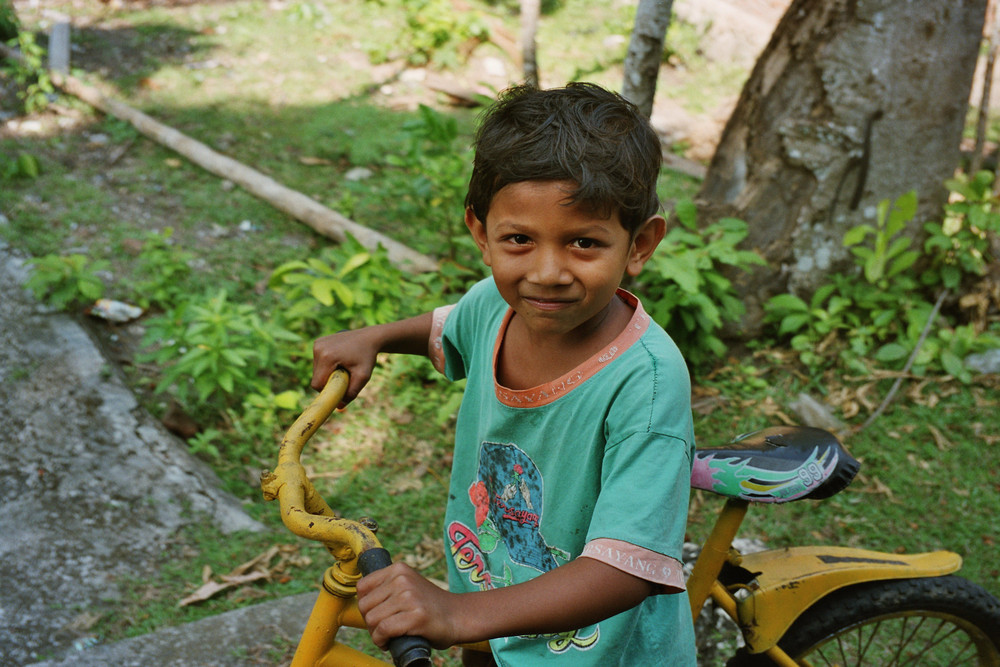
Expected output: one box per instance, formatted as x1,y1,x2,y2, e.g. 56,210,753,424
261,369,1000,666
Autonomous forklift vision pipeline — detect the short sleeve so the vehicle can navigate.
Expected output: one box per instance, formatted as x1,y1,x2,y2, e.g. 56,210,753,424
431,277,507,382
587,430,691,557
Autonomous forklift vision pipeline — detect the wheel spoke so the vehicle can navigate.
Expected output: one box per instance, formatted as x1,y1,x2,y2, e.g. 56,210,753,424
892,615,926,665
802,613,993,667
778,577,1000,667
855,618,879,663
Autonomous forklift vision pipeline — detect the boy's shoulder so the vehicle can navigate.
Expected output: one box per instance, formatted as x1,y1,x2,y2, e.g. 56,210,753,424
622,292,687,367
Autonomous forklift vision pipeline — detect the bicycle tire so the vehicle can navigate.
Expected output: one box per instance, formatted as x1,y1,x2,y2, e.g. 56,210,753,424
726,575,1000,666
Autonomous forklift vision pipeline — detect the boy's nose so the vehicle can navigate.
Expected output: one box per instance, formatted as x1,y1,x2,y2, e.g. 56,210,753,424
528,248,572,285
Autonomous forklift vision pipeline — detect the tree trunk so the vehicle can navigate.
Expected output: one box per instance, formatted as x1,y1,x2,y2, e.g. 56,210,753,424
622,0,674,118
697,0,987,334
520,0,540,88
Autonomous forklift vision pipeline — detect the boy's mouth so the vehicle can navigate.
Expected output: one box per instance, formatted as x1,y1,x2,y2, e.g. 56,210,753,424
523,296,575,311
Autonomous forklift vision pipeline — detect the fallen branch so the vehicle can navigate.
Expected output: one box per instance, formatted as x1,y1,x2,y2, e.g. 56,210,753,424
855,290,949,433
1,41,437,273
56,73,438,272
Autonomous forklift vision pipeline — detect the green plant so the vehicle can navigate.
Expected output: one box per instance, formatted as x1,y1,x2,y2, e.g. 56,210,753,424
765,189,1000,381
4,30,55,113
842,189,920,287
139,290,302,415
639,199,765,367
124,228,195,309
269,235,438,336
24,253,108,310
364,0,490,66
1,151,40,180
0,1,19,42
378,104,477,261
922,170,1000,290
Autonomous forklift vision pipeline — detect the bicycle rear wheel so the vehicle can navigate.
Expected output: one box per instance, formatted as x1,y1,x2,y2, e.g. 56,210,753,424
729,575,1000,666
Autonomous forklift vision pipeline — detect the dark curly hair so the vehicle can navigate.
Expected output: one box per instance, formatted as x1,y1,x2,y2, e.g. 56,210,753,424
465,82,662,235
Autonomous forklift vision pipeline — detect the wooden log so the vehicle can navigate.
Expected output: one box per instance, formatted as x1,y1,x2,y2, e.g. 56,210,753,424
53,73,439,273
0,38,438,274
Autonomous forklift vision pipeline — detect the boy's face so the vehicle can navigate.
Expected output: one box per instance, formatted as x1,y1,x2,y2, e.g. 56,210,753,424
465,180,663,343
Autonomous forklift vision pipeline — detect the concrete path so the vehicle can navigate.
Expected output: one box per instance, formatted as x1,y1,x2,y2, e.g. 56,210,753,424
0,236,316,665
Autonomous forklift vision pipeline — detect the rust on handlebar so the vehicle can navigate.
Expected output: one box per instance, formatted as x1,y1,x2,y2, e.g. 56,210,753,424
261,369,381,571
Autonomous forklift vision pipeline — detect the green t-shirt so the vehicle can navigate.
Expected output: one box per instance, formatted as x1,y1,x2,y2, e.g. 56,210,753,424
430,278,697,666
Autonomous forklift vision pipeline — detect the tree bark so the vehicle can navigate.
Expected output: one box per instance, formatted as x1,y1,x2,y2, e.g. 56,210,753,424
520,0,540,87
622,0,674,118
697,0,987,334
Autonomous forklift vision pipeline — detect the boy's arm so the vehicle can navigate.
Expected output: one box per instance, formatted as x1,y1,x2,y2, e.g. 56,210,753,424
311,311,433,404
357,556,653,650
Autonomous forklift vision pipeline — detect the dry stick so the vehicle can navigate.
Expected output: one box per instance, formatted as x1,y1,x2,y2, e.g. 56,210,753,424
856,290,949,433
971,0,998,176
0,41,437,273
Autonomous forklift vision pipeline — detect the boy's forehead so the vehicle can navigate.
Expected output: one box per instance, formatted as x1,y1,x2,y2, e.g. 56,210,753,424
484,181,623,228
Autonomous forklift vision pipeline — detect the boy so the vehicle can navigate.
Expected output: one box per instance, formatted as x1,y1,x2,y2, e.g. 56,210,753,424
311,82,697,666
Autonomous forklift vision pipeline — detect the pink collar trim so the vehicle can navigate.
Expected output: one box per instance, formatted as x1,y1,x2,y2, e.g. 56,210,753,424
492,290,650,408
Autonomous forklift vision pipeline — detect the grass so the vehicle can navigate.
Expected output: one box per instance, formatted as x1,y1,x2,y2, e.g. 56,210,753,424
2,0,999,663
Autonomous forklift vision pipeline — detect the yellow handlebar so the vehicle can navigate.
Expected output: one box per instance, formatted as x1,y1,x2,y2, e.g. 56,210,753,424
261,369,381,572
278,368,350,466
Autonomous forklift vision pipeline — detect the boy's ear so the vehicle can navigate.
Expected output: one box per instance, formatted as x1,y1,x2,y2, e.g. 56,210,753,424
626,215,666,277
465,207,492,267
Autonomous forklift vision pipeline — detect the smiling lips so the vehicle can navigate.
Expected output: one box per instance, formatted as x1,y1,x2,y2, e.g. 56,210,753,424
522,295,575,311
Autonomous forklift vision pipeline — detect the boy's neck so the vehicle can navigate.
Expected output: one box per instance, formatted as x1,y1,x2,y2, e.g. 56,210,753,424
496,293,633,390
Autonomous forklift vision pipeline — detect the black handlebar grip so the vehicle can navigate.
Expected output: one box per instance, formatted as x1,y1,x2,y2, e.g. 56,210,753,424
357,548,433,667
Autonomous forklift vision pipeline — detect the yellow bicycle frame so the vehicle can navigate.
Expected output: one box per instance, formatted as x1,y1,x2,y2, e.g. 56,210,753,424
685,498,962,664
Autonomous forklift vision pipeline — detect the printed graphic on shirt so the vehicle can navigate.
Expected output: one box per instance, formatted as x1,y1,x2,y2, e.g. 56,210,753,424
447,441,600,656
475,441,557,572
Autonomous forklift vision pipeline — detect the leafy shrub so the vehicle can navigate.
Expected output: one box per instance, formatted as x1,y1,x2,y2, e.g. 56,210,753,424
123,228,194,310
764,189,1000,381
25,253,108,309
638,199,765,367
364,0,490,67
842,190,920,287
1,152,40,180
269,235,438,336
0,1,19,42
922,170,1000,290
375,104,477,261
138,290,302,415
3,30,54,114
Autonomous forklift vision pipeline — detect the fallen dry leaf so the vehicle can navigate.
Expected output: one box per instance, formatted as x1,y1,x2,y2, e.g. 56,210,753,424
178,544,308,607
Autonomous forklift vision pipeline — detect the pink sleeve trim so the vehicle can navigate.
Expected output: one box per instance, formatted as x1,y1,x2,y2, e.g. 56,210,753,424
429,304,456,375
580,538,686,593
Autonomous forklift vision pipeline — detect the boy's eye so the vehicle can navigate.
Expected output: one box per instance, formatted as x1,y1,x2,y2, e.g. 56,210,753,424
509,234,531,245
572,238,598,249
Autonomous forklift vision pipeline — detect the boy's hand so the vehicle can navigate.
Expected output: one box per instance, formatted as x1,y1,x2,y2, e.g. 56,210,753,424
311,312,435,405
311,329,380,405
356,562,465,651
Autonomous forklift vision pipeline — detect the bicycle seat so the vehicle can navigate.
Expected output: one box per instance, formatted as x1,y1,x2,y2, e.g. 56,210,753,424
691,426,860,503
